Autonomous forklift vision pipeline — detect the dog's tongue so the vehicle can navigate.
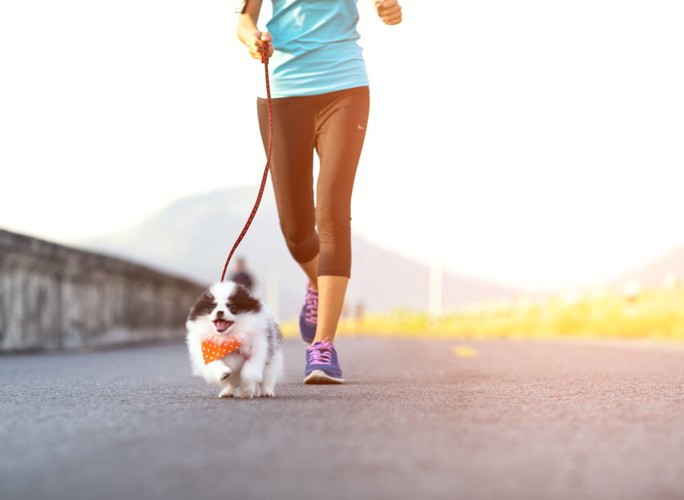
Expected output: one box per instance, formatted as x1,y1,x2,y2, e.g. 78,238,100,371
214,319,231,332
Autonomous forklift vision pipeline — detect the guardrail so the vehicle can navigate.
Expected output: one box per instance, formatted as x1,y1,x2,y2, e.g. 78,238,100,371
0,229,204,351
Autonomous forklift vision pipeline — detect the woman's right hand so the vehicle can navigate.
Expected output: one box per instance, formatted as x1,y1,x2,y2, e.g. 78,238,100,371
375,0,403,25
244,31,274,60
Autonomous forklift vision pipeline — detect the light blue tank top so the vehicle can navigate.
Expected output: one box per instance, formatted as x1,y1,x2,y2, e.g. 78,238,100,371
266,0,369,97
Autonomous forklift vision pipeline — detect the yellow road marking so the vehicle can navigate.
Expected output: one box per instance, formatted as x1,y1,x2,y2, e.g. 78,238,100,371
452,345,479,358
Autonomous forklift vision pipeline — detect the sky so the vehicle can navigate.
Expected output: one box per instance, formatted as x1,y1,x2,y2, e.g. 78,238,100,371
2,1,684,293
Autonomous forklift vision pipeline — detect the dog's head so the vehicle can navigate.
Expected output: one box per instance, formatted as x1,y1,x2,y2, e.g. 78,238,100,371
187,281,262,336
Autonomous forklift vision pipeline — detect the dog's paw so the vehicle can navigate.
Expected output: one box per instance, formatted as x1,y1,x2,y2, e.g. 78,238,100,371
260,388,275,398
207,360,232,383
239,381,257,399
218,385,235,398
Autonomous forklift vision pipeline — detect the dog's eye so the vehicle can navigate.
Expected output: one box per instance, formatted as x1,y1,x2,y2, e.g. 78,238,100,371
228,305,238,315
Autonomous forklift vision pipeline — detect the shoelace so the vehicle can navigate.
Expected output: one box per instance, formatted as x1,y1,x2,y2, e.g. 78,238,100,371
308,342,332,364
304,288,319,324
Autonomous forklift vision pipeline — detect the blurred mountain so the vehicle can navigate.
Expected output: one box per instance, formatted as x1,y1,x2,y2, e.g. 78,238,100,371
77,186,519,320
612,245,684,289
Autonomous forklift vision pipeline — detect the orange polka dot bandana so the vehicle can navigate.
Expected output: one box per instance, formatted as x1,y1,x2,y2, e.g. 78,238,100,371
201,338,241,364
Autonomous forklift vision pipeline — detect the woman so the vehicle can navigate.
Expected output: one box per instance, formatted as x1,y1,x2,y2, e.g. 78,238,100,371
237,0,402,384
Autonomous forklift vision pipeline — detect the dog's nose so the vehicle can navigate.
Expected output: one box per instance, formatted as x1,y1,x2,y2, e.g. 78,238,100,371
215,310,225,318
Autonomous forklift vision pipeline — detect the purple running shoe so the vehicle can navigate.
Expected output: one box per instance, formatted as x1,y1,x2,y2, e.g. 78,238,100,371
304,341,344,384
299,284,318,344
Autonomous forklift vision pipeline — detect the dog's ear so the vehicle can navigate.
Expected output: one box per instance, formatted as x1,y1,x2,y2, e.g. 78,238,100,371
188,291,216,321
229,284,261,314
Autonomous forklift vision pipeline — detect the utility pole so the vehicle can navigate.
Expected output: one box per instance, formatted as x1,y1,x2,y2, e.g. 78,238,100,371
266,274,280,323
429,263,443,320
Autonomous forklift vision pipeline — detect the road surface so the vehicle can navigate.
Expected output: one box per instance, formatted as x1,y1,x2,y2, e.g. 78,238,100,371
1,337,684,500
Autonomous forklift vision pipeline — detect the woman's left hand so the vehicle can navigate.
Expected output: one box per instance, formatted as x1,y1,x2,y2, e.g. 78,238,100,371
375,0,403,25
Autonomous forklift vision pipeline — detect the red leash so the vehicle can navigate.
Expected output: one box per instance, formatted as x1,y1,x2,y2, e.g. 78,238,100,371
220,43,273,282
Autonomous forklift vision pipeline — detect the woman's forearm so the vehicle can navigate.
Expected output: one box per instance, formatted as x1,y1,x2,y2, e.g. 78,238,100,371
236,0,274,60
237,0,263,45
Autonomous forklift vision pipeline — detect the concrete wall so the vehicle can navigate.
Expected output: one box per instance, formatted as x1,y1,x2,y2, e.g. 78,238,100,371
0,229,204,351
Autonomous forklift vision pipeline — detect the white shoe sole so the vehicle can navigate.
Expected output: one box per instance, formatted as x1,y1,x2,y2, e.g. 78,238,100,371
303,369,344,384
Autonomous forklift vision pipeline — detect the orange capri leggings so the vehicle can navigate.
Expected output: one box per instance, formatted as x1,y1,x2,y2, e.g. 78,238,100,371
257,86,370,278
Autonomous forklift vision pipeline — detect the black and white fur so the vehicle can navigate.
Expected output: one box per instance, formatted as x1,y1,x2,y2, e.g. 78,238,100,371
186,281,284,398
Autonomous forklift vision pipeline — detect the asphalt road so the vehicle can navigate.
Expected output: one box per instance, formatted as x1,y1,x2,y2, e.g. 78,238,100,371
2,337,684,500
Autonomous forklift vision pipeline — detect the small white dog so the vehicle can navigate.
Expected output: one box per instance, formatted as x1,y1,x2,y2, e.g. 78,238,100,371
186,281,283,398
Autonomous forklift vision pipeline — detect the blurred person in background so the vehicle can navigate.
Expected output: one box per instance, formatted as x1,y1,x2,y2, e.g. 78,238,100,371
229,256,255,292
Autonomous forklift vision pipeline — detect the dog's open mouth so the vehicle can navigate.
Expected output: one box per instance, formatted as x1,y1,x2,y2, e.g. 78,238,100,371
213,319,234,333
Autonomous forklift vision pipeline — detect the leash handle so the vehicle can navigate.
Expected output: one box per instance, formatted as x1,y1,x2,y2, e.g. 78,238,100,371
261,40,271,64
220,42,273,282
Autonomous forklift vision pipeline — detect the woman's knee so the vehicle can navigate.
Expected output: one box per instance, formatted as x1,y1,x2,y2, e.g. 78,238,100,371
279,221,319,263
315,204,351,240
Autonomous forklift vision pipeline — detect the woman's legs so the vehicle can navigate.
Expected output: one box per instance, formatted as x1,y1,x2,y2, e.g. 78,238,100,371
257,97,319,267
313,275,348,343
295,256,348,344
298,255,319,289
312,87,369,343
257,87,369,349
